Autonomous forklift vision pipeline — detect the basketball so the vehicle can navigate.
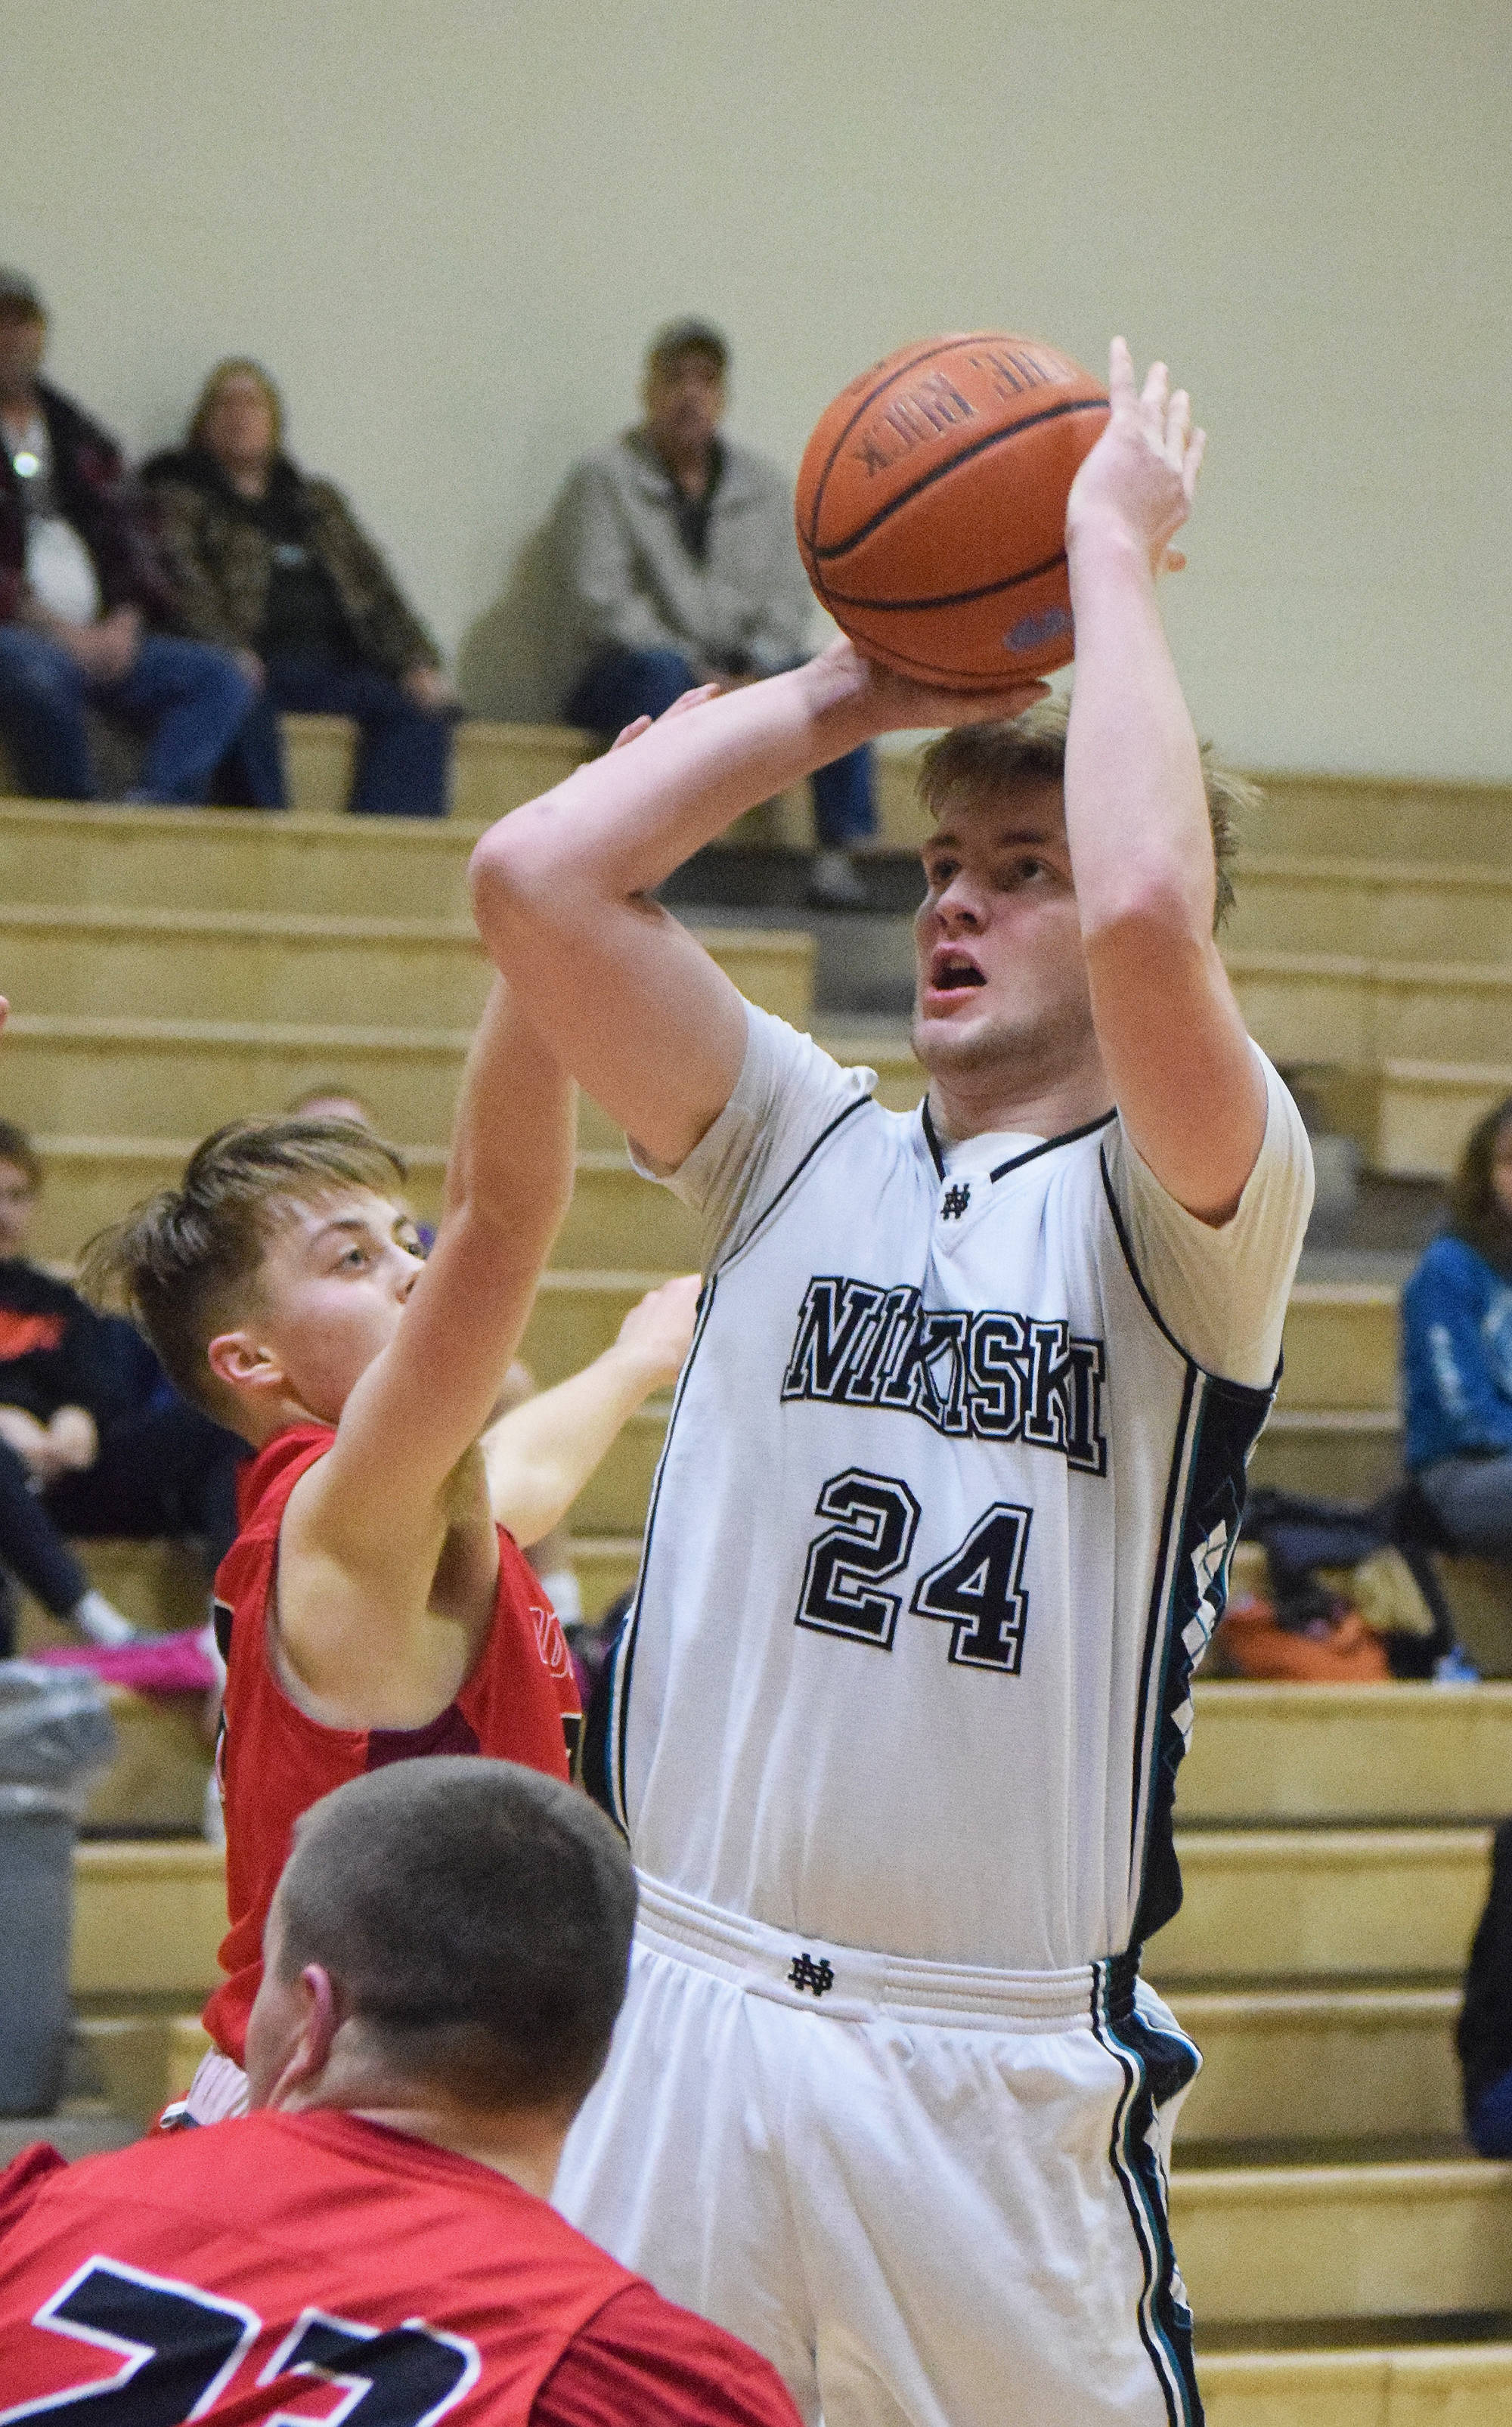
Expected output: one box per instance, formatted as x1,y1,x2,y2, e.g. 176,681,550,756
795,333,1110,689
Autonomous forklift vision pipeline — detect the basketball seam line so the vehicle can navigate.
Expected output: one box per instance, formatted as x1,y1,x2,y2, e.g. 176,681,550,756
805,394,1107,563
803,336,978,548
816,547,1068,615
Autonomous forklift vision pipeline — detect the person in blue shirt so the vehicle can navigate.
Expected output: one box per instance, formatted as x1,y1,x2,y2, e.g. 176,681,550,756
1402,1095,1512,1554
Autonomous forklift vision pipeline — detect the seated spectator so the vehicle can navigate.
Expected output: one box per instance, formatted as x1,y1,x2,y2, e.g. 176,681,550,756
144,359,457,818
544,318,876,907
0,270,253,804
1461,1815,1512,2157
0,1757,801,2425
1402,1096,1512,1560
0,1119,244,1654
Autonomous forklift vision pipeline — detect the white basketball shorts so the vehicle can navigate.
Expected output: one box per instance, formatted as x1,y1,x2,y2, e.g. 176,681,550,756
554,1874,1203,2427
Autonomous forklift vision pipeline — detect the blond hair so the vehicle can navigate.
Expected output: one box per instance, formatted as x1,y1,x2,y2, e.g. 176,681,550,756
187,357,285,454
82,1118,406,1424
917,696,1253,929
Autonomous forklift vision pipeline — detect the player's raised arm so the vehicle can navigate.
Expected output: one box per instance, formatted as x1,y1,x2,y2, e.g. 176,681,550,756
1063,338,1266,1223
298,978,574,1567
483,1273,699,1546
470,661,1046,1170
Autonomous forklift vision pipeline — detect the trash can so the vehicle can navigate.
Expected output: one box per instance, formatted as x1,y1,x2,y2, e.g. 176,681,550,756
0,1662,116,2115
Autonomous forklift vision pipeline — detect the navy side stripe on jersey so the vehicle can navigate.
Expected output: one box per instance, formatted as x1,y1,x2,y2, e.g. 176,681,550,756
1102,1155,1275,1948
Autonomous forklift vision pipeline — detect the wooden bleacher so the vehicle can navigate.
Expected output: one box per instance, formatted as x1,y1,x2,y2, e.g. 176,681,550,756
8,730,1512,2416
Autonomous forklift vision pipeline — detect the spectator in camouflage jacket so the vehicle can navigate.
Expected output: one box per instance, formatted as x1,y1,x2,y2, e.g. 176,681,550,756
144,358,457,817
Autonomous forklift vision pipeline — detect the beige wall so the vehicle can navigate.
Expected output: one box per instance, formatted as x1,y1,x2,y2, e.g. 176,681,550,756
2,0,1507,774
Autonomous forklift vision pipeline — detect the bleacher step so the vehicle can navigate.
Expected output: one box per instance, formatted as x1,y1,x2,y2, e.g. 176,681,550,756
72,1842,226,1998
1229,951,1512,1068
73,1821,1488,2004
1174,1683,1512,1824
1169,1987,1461,2146
1275,1283,1399,1412
1172,2156,1512,2326
1248,1407,1402,1502
1244,775,1512,867
1150,1827,1489,1985
1228,852,1512,966
1198,2343,1512,2427
75,2011,211,2128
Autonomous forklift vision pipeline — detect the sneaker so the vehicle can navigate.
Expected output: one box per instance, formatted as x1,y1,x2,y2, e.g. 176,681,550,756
806,850,870,911
1433,1645,1482,1684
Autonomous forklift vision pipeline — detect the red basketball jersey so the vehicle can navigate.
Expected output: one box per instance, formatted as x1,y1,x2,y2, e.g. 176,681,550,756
0,2110,798,2425
203,1424,581,2065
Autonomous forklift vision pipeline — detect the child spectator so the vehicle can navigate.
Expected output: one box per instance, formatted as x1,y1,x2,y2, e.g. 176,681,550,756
1402,1096,1512,1559
0,1119,243,1654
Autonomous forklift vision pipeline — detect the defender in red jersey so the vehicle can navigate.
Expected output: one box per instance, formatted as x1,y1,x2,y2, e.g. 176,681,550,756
84,980,584,2114
0,1761,799,2425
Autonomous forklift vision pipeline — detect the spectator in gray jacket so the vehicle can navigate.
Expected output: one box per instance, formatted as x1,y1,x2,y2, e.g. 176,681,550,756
547,319,875,907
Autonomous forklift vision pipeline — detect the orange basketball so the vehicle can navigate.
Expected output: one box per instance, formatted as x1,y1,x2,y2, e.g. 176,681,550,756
795,333,1109,689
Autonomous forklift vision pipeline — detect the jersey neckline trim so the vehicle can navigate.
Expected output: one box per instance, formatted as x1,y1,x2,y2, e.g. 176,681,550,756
920,1097,1117,1186
990,1108,1117,1183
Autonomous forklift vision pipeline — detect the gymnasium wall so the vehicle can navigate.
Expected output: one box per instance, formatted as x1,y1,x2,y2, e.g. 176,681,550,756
2,0,1507,777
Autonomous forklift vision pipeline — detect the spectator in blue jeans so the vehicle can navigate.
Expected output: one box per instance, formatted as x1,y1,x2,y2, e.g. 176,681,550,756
545,318,875,907
0,269,253,804
144,360,457,818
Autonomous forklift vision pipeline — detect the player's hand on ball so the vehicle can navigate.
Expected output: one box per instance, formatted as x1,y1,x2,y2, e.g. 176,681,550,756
614,1273,702,1390
808,637,1050,736
609,684,722,752
1067,337,1205,580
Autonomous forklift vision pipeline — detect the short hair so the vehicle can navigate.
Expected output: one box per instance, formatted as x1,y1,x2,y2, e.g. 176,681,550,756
0,268,47,327
917,695,1253,929
645,316,728,377
0,1120,42,1192
80,1117,406,1422
188,357,285,452
274,1756,638,2115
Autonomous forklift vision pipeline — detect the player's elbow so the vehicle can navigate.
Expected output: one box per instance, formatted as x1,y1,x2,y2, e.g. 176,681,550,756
469,801,565,951
1079,862,1215,958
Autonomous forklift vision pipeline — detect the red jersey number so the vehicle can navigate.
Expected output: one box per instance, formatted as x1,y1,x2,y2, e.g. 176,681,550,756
2,2256,479,2425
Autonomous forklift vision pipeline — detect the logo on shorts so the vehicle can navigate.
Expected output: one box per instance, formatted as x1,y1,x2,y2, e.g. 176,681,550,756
789,1951,836,1998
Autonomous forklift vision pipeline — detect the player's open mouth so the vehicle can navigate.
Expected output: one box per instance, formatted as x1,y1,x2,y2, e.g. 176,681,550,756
925,950,987,1000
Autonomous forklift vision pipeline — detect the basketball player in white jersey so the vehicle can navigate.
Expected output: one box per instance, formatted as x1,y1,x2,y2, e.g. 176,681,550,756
470,341,1312,2427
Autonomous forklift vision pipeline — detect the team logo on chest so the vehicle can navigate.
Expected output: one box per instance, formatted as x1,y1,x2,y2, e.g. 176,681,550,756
780,1275,1108,1474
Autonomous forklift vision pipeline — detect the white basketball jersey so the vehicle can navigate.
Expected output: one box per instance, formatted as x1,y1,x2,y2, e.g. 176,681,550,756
609,1018,1306,1974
